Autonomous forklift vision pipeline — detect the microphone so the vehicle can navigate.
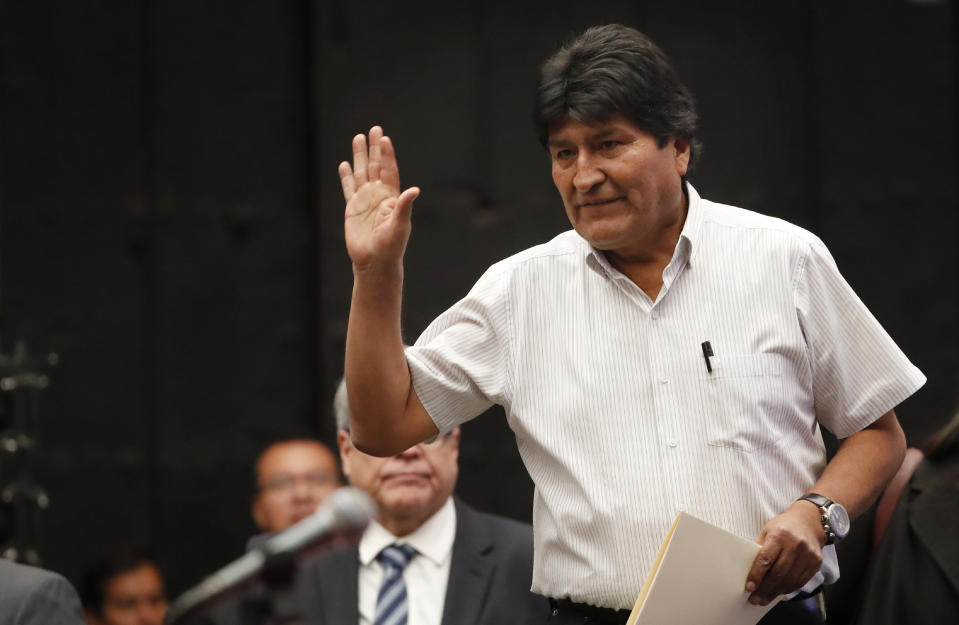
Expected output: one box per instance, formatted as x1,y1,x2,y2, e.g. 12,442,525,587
165,487,376,624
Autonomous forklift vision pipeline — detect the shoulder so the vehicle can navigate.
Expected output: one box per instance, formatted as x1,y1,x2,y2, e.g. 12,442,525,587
454,500,533,550
480,230,586,281
297,540,358,576
696,196,831,280
0,560,85,624
699,197,822,248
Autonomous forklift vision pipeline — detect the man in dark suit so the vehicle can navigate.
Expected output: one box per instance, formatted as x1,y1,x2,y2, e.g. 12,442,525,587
0,558,85,625
198,381,546,625
298,379,549,625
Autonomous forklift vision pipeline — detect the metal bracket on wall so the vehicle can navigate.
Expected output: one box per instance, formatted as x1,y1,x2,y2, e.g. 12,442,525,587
0,340,57,567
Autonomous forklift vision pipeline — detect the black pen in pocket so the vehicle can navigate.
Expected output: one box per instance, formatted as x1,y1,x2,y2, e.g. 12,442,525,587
701,341,713,373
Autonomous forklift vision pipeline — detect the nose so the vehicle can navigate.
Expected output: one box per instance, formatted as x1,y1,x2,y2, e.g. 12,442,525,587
396,444,424,460
139,602,165,625
572,152,604,192
291,479,317,502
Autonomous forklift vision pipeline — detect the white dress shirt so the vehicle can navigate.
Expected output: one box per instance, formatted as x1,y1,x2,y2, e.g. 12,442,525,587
405,184,925,609
357,497,456,625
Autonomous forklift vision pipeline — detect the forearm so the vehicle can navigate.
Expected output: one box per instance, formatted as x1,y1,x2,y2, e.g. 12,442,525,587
345,262,436,455
804,409,906,519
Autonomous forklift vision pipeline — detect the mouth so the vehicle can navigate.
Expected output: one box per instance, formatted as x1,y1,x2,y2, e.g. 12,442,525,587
576,196,624,208
382,472,430,482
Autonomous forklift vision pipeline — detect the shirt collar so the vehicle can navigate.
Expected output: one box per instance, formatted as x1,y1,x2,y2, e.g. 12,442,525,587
678,182,704,267
358,497,456,567
584,181,704,279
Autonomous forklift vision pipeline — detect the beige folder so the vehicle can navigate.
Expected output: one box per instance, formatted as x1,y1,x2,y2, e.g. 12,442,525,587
626,512,782,625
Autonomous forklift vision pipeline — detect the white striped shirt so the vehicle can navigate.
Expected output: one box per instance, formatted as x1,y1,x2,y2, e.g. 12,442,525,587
405,185,925,609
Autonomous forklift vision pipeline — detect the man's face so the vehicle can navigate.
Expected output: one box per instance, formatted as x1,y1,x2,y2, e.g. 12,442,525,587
338,429,459,528
252,441,341,532
96,562,167,625
548,114,690,256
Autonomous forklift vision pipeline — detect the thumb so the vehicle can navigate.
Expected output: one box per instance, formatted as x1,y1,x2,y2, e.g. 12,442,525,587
394,187,420,223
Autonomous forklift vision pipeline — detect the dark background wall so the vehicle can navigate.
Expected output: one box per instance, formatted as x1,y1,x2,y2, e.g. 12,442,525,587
0,0,955,609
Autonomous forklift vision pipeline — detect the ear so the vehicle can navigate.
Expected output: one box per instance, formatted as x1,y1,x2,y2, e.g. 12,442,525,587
337,430,354,479
449,428,461,459
673,138,690,177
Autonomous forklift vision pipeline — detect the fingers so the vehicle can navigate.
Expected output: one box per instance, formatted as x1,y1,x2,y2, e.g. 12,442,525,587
339,161,356,201
745,533,779,604
368,126,383,182
352,133,369,186
746,522,823,605
340,125,406,205
749,543,796,605
379,136,401,191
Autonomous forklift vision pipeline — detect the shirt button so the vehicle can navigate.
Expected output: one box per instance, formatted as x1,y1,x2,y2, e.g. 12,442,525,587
657,376,668,385
668,440,678,448
650,310,660,320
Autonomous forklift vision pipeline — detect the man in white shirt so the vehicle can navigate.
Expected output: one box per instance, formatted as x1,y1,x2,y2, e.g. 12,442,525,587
337,24,923,625
291,379,548,625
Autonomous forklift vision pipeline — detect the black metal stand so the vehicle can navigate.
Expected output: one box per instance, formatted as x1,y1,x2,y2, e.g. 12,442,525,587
0,340,57,566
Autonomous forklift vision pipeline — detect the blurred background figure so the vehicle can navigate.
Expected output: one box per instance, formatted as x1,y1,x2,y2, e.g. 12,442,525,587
854,408,959,623
252,439,342,533
0,557,85,625
81,547,168,625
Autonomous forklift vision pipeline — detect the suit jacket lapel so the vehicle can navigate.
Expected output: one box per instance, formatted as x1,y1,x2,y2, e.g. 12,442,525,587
298,545,360,624
909,456,959,596
440,500,495,625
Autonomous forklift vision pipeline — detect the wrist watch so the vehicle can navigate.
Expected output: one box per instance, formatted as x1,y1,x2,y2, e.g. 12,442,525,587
798,493,850,544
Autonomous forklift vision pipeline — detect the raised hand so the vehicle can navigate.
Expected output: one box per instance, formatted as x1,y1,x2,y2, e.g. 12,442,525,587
339,126,420,270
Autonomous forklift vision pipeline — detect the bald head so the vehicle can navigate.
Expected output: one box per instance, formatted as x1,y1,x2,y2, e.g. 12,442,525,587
252,439,341,532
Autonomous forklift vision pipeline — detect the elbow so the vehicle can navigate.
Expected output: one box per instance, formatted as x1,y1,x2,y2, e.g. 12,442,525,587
877,411,907,480
349,429,409,457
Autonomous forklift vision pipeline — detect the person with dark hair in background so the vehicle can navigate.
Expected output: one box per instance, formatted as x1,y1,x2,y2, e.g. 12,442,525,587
853,408,959,623
81,547,167,625
252,438,342,533
338,23,924,625
0,558,85,625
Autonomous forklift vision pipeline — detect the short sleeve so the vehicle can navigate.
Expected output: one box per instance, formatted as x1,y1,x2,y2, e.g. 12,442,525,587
794,237,925,437
405,264,513,435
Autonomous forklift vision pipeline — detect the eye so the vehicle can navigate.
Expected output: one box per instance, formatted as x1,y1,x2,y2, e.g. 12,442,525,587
552,148,573,161
600,140,620,150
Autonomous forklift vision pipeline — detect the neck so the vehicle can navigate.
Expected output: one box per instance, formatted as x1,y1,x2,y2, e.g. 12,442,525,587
606,190,688,298
379,499,446,537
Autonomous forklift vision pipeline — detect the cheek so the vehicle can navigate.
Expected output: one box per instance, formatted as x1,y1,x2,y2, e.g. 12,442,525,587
552,166,571,192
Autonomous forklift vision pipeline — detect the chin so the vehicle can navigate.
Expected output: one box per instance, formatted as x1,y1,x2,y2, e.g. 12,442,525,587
382,489,432,510
574,221,629,249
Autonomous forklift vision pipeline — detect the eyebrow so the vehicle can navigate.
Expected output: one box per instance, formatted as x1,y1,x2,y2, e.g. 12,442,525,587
548,127,625,149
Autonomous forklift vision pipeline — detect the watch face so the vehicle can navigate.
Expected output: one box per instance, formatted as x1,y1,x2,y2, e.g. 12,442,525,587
826,504,850,539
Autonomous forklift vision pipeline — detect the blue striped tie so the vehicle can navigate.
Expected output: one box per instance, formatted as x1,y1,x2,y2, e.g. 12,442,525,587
373,544,417,625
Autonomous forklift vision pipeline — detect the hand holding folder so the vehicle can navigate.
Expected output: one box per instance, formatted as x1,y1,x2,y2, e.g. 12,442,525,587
625,513,782,625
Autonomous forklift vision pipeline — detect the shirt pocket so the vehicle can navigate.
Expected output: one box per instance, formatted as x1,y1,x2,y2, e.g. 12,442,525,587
704,353,788,452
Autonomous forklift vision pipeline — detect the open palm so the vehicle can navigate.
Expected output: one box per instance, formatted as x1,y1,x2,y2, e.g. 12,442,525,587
339,126,420,269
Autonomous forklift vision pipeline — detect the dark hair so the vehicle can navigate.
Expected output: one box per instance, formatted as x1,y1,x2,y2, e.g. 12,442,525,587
534,24,701,171
80,546,159,614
